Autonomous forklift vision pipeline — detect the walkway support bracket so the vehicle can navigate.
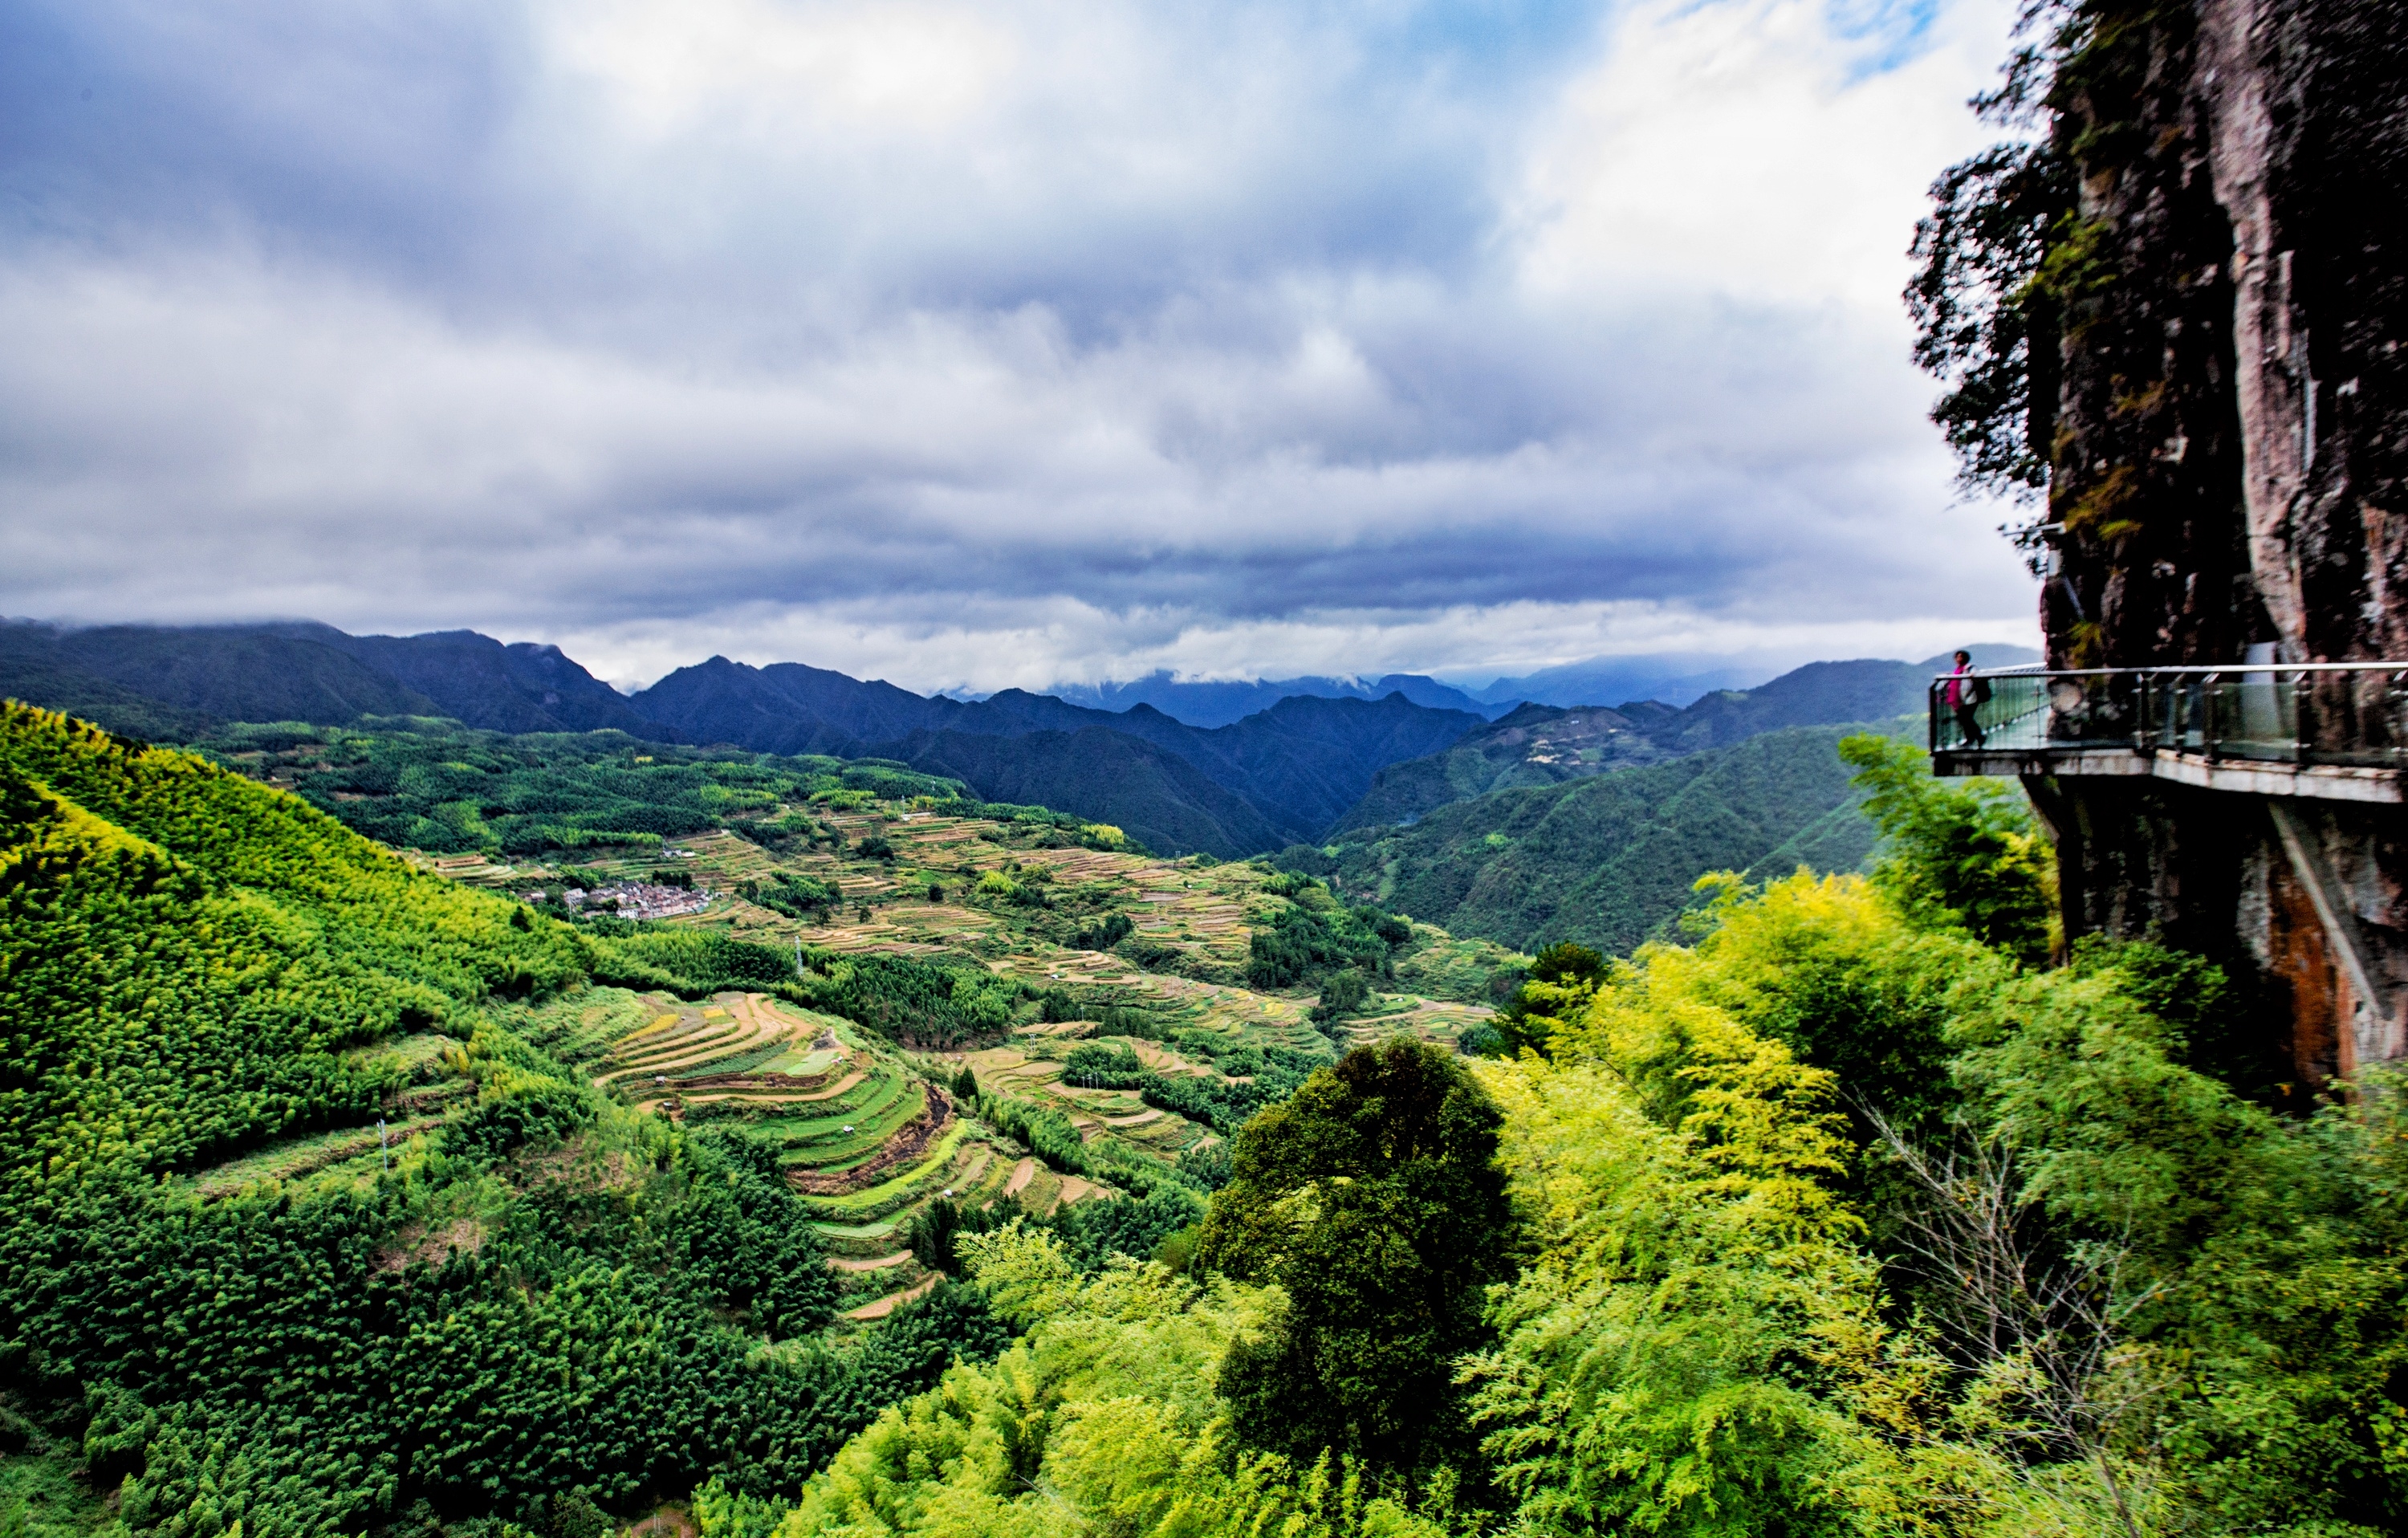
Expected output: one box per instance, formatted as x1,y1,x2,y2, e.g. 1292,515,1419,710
2268,798,2389,1070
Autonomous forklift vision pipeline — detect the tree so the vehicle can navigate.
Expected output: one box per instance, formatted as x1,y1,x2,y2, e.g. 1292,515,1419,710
1308,969,1371,1033
1197,1037,1515,1475
1840,734,2055,963
1488,942,1606,1057
1903,2,2078,564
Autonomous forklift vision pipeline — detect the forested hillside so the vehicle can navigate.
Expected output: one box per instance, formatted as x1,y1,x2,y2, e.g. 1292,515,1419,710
693,730,2408,1536
1331,650,2039,835
1296,724,1883,954
1332,702,1680,832
0,701,1512,1537
875,726,1281,856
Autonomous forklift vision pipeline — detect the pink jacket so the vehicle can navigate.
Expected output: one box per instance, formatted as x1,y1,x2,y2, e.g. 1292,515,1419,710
1944,667,1971,708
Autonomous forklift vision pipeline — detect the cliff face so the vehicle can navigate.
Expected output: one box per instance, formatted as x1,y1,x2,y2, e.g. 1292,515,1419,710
2046,0,2408,669
2045,2,2257,668
2017,0,2408,1086
2202,0,2408,665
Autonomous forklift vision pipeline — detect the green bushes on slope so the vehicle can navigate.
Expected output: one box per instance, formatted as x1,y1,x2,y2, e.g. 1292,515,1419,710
746,738,2408,1537
1243,878,1411,990
193,721,963,858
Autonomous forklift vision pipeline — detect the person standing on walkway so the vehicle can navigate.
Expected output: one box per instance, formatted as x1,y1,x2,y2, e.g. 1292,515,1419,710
1945,650,1987,747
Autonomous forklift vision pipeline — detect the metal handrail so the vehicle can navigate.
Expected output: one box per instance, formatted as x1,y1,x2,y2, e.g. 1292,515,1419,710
1929,661,2408,767
1978,662,2408,676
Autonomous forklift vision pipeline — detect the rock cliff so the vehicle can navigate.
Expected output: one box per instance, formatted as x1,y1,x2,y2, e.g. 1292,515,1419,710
1931,0,2408,1085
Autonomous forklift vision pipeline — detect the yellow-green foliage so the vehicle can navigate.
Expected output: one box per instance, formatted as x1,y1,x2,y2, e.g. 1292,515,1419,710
1467,885,1889,1535
765,1225,1449,1538
974,869,1020,900
1580,869,1986,1139
0,704,585,1186
1470,869,2408,1535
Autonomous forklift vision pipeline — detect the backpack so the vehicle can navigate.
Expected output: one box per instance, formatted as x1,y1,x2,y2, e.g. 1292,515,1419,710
1967,673,1991,706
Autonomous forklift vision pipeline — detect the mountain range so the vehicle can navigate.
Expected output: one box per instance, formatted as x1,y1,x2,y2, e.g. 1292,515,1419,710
0,618,2036,857
0,619,658,740
623,655,1483,851
0,621,1477,856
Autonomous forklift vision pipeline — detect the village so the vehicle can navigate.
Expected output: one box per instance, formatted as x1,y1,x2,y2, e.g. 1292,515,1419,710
558,879,714,922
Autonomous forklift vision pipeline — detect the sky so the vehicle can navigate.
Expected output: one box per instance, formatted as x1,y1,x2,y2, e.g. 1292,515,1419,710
0,0,2040,694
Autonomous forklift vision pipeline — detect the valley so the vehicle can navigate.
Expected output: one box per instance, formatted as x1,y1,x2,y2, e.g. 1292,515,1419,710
0,629,2043,1538
3,0,2395,1518
117,715,1515,1340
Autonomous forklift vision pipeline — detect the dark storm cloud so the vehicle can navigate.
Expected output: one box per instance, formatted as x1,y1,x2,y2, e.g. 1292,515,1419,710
0,0,2035,689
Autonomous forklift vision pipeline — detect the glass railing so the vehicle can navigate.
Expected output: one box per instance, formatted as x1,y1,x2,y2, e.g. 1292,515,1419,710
1930,663,2408,767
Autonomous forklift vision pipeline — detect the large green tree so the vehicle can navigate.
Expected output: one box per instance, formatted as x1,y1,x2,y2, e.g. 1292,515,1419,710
1196,1037,1515,1476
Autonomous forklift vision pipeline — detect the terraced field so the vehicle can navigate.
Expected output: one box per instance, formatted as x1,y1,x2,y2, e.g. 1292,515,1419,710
394,792,1516,1317
584,996,1006,1316
961,1038,1216,1158
177,1113,450,1198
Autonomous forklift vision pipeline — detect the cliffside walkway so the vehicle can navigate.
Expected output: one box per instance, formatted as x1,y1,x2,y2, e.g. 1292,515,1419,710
1930,662,2408,802
1930,661,2408,1080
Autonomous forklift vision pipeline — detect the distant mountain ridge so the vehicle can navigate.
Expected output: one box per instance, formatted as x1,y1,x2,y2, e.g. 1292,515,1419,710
0,621,1484,856
1329,646,2043,834
0,618,662,740
1457,642,2040,710
631,655,1483,850
0,620,2037,861
1046,670,1510,726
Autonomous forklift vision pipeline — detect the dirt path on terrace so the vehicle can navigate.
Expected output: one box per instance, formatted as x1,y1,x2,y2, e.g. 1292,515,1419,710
844,1274,942,1320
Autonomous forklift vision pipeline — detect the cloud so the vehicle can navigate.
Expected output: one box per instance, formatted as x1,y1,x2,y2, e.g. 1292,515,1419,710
0,0,2035,692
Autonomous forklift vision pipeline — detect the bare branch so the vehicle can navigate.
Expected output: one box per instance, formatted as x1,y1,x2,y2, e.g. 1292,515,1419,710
1862,1107,2162,1538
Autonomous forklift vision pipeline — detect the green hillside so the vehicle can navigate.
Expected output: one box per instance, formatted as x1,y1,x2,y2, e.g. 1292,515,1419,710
1329,657,1967,836
6,704,2403,1536
0,703,1510,1536
193,718,969,858
1330,702,1676,833
1293,724,1885,954
0,704,1046,1529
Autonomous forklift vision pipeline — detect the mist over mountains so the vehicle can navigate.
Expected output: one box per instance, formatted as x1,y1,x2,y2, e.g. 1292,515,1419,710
0,617,2034,857
1043,672,1511,727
